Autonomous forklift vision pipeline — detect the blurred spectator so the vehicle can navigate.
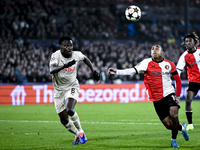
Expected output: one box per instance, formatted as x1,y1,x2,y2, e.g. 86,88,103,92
49,41,58,53
15,36,24,47
14,66,27,83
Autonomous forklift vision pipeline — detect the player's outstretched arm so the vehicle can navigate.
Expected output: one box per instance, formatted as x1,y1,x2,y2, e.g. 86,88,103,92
108,68,136,75
83,56,100,82
108,68,117,74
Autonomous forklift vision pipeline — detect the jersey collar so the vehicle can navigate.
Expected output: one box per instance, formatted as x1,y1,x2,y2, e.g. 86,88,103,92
152,57,164,63
187,47,197,53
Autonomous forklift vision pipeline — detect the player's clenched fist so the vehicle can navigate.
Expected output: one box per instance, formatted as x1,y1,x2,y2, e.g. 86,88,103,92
108,68,117,74
93,70,100,82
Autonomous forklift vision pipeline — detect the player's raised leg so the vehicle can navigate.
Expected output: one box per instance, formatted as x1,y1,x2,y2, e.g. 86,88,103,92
71,111,87,144
170,106,189,142
162,107,179,147
162,116,179,147
66,98,87,144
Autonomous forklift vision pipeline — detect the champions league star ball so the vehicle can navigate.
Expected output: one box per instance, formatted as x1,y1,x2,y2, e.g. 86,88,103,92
125,5,141,22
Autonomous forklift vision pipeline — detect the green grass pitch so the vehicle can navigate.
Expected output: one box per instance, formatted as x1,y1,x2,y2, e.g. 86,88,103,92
0,101,200,150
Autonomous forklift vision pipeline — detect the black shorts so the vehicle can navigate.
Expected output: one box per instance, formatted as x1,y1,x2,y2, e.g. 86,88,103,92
187,82,200,95
153,94,180,121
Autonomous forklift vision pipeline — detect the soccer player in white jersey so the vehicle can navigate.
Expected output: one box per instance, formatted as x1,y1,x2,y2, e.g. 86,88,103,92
108,45,189,148
177,32,200,131
49,36,100,145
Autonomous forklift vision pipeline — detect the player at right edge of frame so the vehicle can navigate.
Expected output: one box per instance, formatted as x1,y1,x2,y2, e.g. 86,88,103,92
176,32,200,131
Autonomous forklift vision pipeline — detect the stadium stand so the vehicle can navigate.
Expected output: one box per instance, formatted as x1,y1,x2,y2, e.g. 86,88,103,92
0,0,200,83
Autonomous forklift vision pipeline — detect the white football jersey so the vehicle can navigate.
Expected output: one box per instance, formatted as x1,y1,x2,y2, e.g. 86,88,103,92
49,50,85,93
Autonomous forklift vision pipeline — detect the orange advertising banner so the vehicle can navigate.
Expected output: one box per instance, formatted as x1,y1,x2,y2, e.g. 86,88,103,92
0,83,150,105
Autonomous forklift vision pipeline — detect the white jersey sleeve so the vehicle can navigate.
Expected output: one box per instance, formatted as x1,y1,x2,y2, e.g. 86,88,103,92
134,58,150,73
116,68,136,75
116,58,150,75
49,51,59,67
176,52,186,76
74,51,85,62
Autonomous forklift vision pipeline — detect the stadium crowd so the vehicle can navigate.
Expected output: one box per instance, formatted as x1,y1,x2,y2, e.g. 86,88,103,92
0,0,200,83
0,38,188,84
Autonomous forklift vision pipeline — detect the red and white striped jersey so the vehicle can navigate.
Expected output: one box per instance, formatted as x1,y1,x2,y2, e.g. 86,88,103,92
135,58,177,101
176,47,200,83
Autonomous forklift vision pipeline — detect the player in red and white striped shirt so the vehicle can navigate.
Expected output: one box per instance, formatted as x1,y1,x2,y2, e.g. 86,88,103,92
108,45,189,147
176,32,200,131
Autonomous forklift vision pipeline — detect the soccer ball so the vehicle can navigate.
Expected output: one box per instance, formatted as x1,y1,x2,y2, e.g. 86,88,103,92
125,5,141,22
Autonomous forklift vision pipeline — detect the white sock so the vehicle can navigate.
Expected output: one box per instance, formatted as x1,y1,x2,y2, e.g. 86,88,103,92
171,138,176,140
181,124,185,131
65,119,79,137
71,112,84,133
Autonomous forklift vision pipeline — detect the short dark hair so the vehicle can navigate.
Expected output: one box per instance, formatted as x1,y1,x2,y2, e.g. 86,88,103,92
181,32,199,47
59,36,73,45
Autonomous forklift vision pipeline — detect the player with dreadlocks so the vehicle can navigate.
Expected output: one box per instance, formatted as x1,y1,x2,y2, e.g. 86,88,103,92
176,32,200,131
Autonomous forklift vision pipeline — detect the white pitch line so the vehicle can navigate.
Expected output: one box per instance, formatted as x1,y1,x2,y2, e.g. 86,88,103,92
0,120,160,125
0,120,200,126
0,120,58,123
25,133,39,135
11,133,39,135
81,121,160,125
